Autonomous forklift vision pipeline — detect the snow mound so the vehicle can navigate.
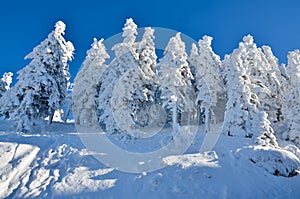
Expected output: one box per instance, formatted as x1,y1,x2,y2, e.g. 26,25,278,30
163,151,219,169
235,146,300,177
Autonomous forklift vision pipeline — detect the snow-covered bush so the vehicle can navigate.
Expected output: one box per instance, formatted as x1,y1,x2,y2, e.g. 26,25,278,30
0,21,74,132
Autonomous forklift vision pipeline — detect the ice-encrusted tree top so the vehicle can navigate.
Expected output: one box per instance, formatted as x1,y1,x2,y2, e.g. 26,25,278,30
112,18,138,58
137,27,157,79
160,32,192,87
287,50,300,79
188,43,199,67
122,18,138,44
84,38,110,66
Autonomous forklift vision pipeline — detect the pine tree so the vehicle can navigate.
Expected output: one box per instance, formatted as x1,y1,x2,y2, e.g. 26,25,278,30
128,27,158,127
96,51,138,134
234,35,283,125
96,20,162,136
0,21,74,132
73,38,109,125
137,27,157,78
262,45,286,123
96,18,140,135
159,33,195,129
222,36,277,146
282,50,300,146
191,36,226,131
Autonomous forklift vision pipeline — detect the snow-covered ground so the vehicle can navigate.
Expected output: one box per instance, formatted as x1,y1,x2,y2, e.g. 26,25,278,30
0,121,300,199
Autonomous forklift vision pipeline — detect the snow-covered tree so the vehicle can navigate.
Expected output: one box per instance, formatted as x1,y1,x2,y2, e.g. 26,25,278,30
112,18,138,58
96,18,141,135
159,33,195,129
189,36,226,131
137,27,157,78
222,37,277,147
232,35,283,125
262,45,287,124
96,50,139,134
0,72,13,97
188,43,207,124
282,50,300,146
127,27,159,127
73,38,109,125
0,21,74,132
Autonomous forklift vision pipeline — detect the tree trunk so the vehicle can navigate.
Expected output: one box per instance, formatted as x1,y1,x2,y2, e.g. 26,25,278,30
48,109,55,124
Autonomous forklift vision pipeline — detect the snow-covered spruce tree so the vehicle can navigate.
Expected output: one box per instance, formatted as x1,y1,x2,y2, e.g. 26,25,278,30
118,27,159,128
189,36,226,131
0,21,74,132
282,50,300,146
233,35,283,126
159,32,195,129
0,72,13,98
96,18,140,135
188,43,208,125
222,39,277,147
137,27,157,79
73,38,109,125
262,45,288,123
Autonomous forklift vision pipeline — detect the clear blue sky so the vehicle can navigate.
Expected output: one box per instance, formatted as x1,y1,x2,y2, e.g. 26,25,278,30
1,0,300,81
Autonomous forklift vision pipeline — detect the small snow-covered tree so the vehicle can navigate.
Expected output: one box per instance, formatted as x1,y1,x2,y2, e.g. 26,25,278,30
0,21,74,132
282,50,300,146
223,37,277,147
73,38,109,125
0,72,13,97
159,33,195,129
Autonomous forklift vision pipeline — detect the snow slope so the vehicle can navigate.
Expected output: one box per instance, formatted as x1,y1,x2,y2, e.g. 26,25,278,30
0,121,300,199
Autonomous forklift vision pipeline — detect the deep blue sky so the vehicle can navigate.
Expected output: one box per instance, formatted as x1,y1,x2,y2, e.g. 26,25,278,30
1,0,300,81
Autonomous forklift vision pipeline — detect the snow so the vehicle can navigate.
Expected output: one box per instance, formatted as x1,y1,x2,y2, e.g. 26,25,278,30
1,18,300,199
0,121,299,198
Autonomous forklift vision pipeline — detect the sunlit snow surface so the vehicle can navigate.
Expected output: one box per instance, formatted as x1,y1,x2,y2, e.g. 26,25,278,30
0,121,300,198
